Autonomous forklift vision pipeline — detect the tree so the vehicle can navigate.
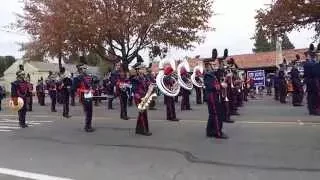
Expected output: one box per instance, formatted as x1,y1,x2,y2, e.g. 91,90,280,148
16,0,214,71
252,25,273,53
252,22,295,53
281,34,295,50
256,0,320,40
0,56,16,77
19,42,45,62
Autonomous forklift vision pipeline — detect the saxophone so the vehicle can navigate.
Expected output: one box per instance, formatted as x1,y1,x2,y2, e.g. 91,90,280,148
137,83,158,111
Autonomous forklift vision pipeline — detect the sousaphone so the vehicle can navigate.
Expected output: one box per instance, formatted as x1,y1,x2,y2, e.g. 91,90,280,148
156,59,181,97
191,64,204,88
177,59,193,90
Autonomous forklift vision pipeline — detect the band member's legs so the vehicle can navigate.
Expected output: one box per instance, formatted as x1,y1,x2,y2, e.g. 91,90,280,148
29,95,33,111
274,88,279,100
181,90,190,110
108,98,113,109
206,93,221,137
185,94,191,110
174,96,178,103
71,92,75,106
50,91,57,112
37,94,40,104
83,99,93,131
195,87,202,104
120,95,128,119
18,101,27,128
41,93,45,106
166,96,177,121
203,89,207,102
279,89,287,104
128,95,133,106
136,111,151,136
63,93,70,117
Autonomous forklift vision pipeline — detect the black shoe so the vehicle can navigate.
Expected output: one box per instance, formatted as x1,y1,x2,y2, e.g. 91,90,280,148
136,131,152,136
84,127,95,132
168,118,179,121
122,117,129,120
20,124,28,128
293,104,303,107
231,112,240,116
214,133,229,139
206,134,214,138
223,120,235,123
63,115,72,118
51,110,57,112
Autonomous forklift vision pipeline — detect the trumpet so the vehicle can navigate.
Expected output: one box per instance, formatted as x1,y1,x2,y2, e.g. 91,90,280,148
138,83,157,111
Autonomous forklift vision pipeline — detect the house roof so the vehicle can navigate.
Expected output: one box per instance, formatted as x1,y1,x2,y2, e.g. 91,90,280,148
150,48,308,72
231,48,307,69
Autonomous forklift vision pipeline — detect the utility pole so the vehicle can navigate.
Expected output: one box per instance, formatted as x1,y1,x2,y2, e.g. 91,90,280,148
269,0,283,68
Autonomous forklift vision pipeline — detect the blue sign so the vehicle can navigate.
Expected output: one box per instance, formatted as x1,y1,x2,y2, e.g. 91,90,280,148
247,70,265,87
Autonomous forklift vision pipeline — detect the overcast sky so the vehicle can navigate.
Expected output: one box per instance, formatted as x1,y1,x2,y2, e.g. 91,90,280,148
0,0,316,60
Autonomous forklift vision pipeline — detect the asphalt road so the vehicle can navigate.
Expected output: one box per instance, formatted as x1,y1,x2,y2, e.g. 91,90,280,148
0,95,319,180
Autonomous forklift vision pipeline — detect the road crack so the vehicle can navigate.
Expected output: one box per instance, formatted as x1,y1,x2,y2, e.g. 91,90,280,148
10,135,320,173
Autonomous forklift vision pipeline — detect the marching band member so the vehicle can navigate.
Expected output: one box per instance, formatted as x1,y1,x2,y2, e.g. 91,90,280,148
102,72,113,109
46,71,57,112
234,74,244,107
216,69,233,123
265,74,272,96
59,67,72,118
11,70,30,128
0,86,4,111
70,73,76,106
180,67,192,111
291,66,304,106
116,69,130,120
132,62,152,136
278,70,288,104
93,78,101,106
304,51,317,115
273,71,280,101
26,74,33,111
108,63,121,109
128,71,135,107
72,57,95,132
204,59,228,139
36,78,46,106
226,73,239,115
242,73,249,102
163,64,179,121
194,69,203,104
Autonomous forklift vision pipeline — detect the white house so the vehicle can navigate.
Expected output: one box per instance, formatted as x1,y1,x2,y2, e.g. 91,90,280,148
1,60,100,92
